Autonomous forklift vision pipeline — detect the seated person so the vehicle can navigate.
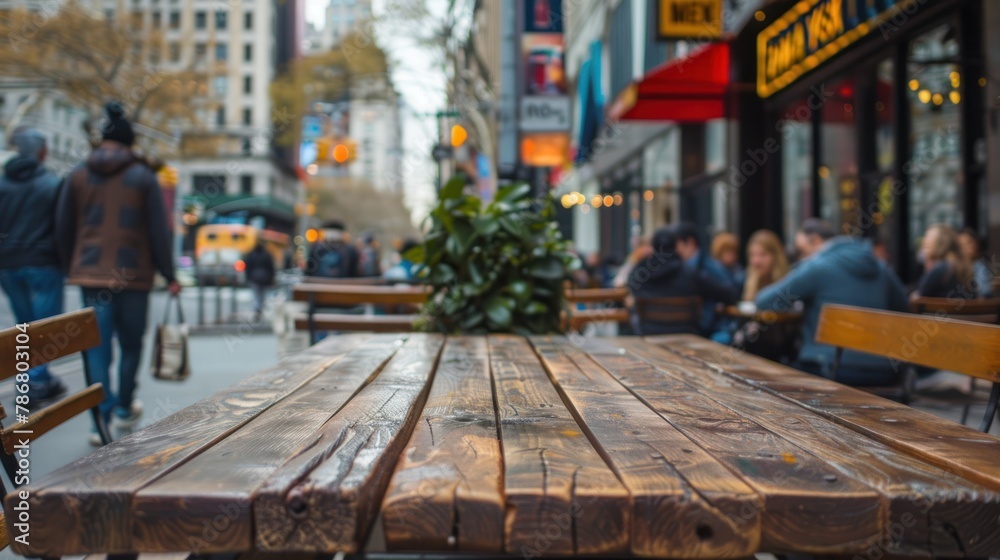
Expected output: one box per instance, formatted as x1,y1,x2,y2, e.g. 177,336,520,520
958,228,993,297
734,229,794,361
674,222,739,342
915,224,974,299
711,231,745,287
755,222,908,387
627,226,738,336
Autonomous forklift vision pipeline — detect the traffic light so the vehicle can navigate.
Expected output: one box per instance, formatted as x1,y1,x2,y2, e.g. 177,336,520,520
450,124,468,148
332,139,357,165
316,137,333,161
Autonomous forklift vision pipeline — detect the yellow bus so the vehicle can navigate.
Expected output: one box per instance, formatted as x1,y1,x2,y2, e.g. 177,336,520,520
195,224,290,272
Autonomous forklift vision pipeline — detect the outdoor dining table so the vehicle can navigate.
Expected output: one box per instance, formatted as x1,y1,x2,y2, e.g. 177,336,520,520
10,333,1000,558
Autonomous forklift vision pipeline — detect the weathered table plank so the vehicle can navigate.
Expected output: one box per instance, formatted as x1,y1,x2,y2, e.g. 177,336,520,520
254,334,444,553
621,337,1000,558
656,334,1000,491
381,336,504,552
131,335,407,552
7,333,382,558
530,336,762,558
582,340,884,554
488,335,629,556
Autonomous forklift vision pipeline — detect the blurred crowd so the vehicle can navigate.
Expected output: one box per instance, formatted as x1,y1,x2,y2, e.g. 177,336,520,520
572,219,994,389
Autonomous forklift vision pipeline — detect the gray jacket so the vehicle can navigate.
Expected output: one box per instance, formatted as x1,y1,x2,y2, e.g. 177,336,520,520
0,156,62,269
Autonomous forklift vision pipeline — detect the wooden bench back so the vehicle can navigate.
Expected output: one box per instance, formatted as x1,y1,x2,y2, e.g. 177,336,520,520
816,304,1000,384
565,287,628,305
634,296,702,326
0,309,100,377
292,284,431,307
911,297,1000,323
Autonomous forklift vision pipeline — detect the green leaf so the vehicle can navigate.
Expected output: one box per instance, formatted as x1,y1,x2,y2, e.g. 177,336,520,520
524,301,549,315
472,215,500,236
402,244,425,264
493,183,531,204
484,295,513,328
529,256,565,280
460,311,485,330
506,280,532,303
440,177,465,200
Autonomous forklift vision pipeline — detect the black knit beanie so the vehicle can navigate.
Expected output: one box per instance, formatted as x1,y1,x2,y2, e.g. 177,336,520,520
102,101,136,146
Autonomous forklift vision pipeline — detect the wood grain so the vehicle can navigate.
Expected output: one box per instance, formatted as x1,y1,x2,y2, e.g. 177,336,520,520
1,383,104,453
564,287,628,304
5,334,378,557
254,334,444,553
130,335,407,552
657,334,1000,493
621,337,1000,557
294,313,418,333
530,336,762,558
0,308,99,375
292,284,431,306
816,304,1000,383
488,335,629,556
581,339,883,554
381,337,504,552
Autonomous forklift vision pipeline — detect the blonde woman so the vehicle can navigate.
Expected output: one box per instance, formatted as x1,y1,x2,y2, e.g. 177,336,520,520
742,230,790,301
916,224,973,299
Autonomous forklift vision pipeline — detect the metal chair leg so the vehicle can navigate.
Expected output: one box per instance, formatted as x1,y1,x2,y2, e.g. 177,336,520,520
979,382,1000,433
83,351,113,445
959,379,977,425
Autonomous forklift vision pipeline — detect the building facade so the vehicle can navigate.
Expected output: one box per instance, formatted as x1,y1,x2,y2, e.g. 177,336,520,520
320,0,372,51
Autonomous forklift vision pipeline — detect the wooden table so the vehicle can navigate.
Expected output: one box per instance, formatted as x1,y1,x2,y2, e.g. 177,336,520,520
721,305,803,324
10,334,1000,558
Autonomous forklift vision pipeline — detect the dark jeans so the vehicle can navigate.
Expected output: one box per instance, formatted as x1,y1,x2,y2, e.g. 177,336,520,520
0,266,64,390
81,288,150,420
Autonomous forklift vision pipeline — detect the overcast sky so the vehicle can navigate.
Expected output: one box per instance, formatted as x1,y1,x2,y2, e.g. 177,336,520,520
307,0,446,224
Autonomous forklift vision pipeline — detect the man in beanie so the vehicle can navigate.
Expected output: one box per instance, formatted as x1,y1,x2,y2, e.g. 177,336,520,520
56,102,180,442
0,127,68,402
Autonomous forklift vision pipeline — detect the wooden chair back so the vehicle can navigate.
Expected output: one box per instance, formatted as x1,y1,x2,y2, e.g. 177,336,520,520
0,308,110,548
565,287,628,305
633,297,702,333
911,296,1000,324
292,284,430,307
816,304,1000,431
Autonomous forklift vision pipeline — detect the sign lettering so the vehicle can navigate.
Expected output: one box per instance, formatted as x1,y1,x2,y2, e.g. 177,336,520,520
758,0,921,97
658,0,722,40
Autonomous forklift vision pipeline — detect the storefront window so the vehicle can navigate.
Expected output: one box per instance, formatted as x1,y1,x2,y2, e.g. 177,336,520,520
907,23,962,249
780,99,812,246
819,77,859,235
873,58,897,260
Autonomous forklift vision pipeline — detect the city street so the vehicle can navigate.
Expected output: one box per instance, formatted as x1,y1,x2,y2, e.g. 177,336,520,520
0,286,287,481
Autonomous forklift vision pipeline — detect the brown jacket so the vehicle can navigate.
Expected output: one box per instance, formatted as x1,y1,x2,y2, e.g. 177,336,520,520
56,141,175,291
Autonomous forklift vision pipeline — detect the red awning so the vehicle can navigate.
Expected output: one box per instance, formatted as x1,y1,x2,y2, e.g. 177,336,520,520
609,42,730,123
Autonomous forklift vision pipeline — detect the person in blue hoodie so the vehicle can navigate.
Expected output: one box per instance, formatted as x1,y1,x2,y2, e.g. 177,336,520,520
755,222,909,386
0,127,67,402
628,226,739,335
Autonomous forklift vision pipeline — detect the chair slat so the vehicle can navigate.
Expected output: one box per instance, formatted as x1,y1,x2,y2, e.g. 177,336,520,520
0,308,100,377
294,314,418,333
816,304,1000,383
1,384,105,454
292,285,430,306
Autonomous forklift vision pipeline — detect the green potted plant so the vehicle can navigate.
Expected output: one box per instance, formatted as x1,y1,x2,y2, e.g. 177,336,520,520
406,178,580,334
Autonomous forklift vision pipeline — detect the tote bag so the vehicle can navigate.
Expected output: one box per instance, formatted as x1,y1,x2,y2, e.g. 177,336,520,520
152,295,191,381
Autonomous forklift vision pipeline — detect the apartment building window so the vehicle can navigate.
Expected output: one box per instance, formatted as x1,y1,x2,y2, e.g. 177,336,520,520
243,44,252,62
195,11,206,29
243,108,252,125
242,137,253,155
244,12,253,30
216,107,226,127
240,175,254,195
193,175,227,197
216,43,228,61
243,76,252,95
215,11,227,30
169,10,180,29
195,43,207,62
213,76,227,95
169,42,180,62
151,11,162,28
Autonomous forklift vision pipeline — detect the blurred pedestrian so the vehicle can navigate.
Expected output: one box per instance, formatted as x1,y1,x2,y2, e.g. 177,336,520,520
674,222,738,342
958,228,993,297
384,238,419,282
243,241,275,320
733,230,793,361
755,222,909,386
915,224,973,299
612,237,652,288
794,217,835,262
307,220,360,278
56,102,180,441
711,232,744,286
0,127,67,402
627,227,738,336
358,234,382,277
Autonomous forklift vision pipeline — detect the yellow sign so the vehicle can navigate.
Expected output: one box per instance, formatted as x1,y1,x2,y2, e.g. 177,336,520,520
658,0,722,40
758,0,920,98
521,133,569,167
